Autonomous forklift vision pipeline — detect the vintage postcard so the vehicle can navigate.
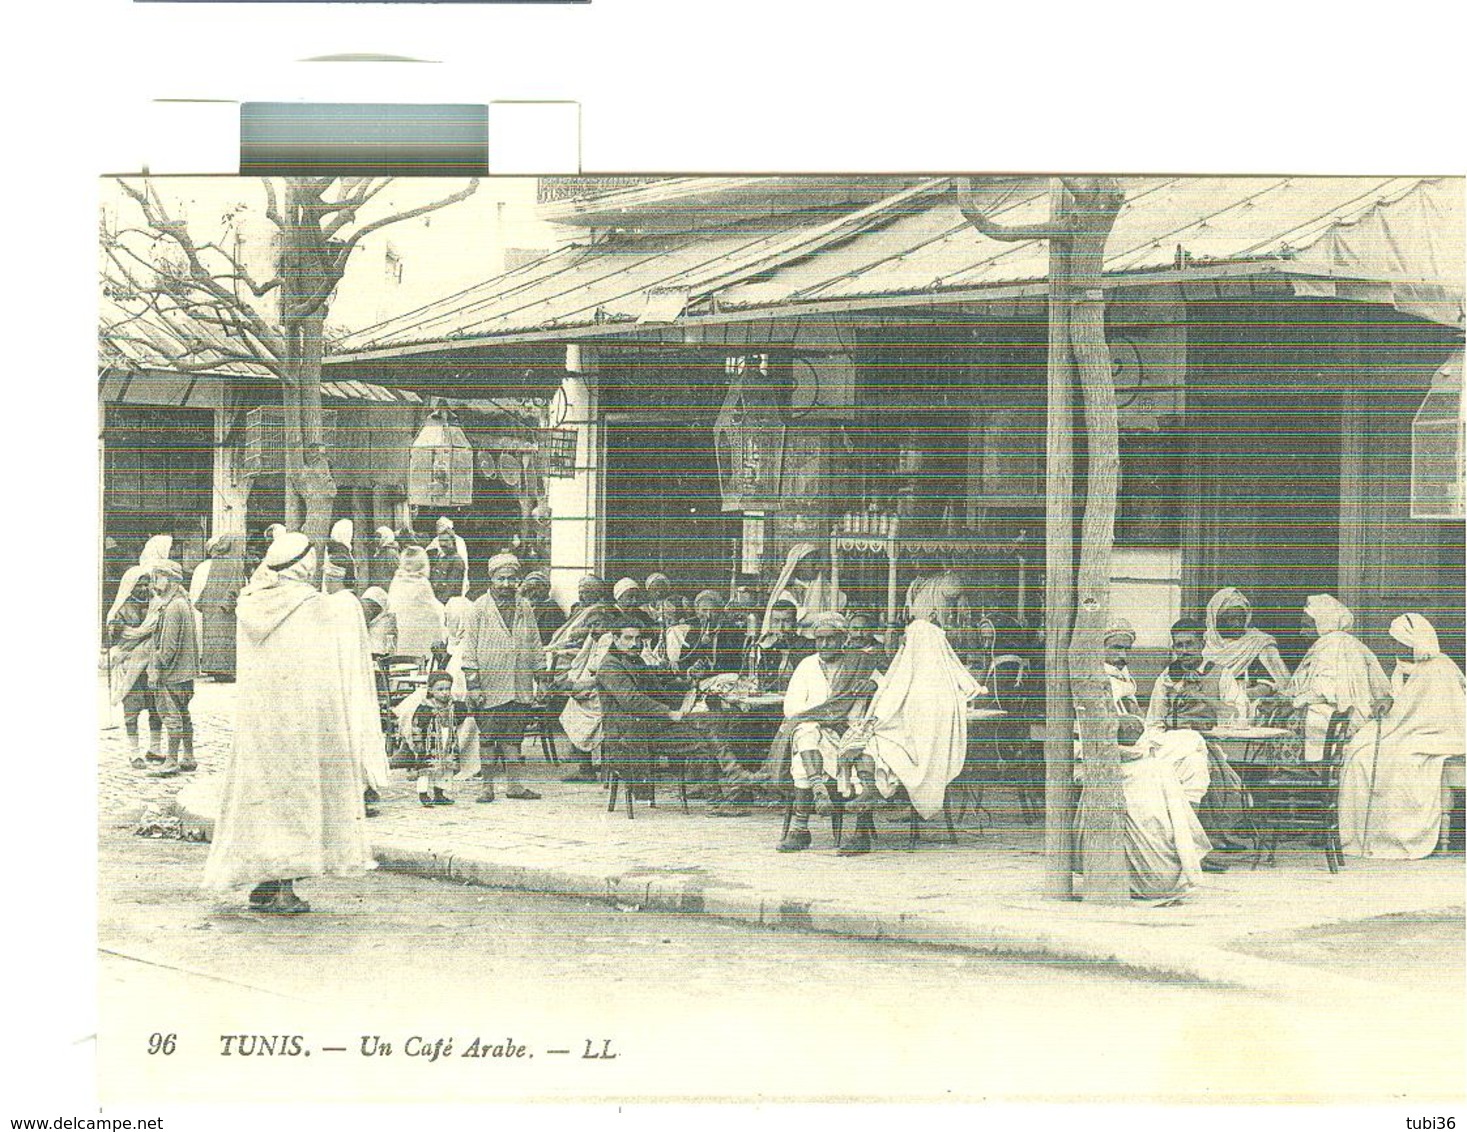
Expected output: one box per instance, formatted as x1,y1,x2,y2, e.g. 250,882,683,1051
92,169,1465,1109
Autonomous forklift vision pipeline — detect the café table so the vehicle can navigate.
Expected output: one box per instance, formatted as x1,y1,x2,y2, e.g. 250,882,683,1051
699,688,787,775
1202,724,1297,861
1202,724,1295,765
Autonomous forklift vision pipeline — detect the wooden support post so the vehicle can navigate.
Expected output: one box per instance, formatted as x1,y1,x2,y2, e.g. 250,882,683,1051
1065,178,1129,905
1042,182,1077,900
955,175,1129,903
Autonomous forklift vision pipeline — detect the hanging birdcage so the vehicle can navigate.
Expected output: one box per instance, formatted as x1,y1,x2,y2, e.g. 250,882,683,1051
407,406,474,507
540,428,579,478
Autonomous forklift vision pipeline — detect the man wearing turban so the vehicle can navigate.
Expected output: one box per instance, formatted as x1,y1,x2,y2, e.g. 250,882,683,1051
1086,616,1216,896
669,590,743,675
1290,595,1391,762
836,617,979,856
775,612,883,852
519,569,566,644
1201,587,1291,722
1338,614,1465,859
613,577,645,612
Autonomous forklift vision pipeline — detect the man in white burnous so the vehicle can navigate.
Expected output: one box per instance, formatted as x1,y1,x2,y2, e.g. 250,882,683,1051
203,532,381,913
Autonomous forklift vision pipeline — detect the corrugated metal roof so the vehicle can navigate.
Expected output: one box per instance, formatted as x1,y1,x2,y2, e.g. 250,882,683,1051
337,175,1464,353
99,295,425,405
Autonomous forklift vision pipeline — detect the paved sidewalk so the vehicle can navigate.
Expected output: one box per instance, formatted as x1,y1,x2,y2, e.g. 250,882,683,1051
102,677,1465,998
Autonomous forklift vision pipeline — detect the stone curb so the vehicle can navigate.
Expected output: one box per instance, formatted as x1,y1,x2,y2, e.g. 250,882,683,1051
172,783,1440,1002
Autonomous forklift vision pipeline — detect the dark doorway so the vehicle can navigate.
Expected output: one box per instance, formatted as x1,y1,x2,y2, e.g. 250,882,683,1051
603,418,739,595
412,474,527,597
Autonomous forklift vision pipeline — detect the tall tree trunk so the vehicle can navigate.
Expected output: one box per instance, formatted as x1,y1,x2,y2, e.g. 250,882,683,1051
1063,178,1128,905
295,307,337,546
278,179,337,549
280,322,306,530
1043,184,1078,899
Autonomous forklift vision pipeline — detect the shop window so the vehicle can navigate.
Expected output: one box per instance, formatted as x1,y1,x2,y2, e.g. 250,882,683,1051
104,407,212,515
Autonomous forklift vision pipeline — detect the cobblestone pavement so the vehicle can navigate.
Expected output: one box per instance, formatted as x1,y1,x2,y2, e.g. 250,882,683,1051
101,676,1465,993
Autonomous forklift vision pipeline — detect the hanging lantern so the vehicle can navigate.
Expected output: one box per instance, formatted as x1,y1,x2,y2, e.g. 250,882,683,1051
407,406,474,507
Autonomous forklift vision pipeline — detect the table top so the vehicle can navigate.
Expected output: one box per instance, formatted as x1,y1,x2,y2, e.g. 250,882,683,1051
1202,726,1293,741
720,692,786,709
715,696,1010,717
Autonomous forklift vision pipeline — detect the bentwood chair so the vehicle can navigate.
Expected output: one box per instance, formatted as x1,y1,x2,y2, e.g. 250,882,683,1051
605,764,690,819
1250,710,1352,873
378,654,426,769
984,654,1042,824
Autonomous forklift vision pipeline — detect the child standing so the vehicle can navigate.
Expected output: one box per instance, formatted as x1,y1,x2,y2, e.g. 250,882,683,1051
411,672,474,806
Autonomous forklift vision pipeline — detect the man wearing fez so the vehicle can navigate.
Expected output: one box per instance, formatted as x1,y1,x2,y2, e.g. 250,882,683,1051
463,552,545,802
751,598,815,691
203,533,379,914
596,612,760,804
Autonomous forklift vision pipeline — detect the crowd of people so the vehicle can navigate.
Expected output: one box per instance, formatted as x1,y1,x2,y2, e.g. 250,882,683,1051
103,523,1463,913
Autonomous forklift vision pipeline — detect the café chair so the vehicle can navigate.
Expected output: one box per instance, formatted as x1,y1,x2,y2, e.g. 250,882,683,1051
1250,710,1351,873
378,654,425,769
605,751,691,819
523,700,561,765
984,654,1042,824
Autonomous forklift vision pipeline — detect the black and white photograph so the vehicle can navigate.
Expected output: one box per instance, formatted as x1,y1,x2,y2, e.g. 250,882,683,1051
89,170,1464,1105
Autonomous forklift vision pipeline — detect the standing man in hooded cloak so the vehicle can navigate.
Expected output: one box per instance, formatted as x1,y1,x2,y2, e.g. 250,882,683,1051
202,533,380,914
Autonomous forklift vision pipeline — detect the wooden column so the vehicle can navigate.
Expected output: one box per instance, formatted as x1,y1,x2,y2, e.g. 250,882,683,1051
1042,232,1077,897
955,177,1127,903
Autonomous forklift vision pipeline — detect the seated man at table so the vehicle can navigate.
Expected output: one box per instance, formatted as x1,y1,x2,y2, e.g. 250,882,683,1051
750,598,815,691
670,589,745,675
1091,618,1217,894
1338,613,1465,860
774,612,883,852
836,617,980,856
1142,618,1249,849
596,613,758,803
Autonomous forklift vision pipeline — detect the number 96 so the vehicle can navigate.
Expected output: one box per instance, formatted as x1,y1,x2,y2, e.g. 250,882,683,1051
147,1033,177,1055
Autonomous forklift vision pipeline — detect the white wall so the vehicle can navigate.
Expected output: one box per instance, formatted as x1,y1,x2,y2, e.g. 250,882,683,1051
545,367,601,612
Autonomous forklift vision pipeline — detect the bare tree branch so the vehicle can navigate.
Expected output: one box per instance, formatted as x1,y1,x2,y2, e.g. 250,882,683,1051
261,178,284,229
114,178,287,359
954,176,1072,242
321,178,392,239
332,178,479,264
